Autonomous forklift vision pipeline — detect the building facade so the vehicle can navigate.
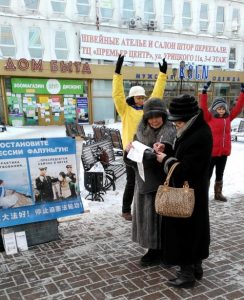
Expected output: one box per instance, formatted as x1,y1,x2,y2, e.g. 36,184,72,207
0,0,244,126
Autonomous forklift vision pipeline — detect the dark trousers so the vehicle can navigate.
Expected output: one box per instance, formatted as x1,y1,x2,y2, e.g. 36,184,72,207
209,156,228,182
122,165,135,213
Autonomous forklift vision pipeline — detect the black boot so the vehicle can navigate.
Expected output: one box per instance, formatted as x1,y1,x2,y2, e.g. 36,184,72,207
214,181,227,202
140,249,161,266
194,261,203,280
176,261,203,280
168,265,195,289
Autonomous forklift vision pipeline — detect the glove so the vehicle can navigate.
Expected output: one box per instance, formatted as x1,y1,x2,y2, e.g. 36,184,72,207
158,58,167,74
115,54,124,74
202,81,211,94
241,83,244,93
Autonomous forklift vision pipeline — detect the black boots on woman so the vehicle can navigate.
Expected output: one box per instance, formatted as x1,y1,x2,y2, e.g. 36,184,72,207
168,262,203,289
140,249,161,266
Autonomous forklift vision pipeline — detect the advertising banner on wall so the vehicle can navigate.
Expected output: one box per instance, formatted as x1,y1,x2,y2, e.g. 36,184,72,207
80,30,229,66
0,137,84,227
77,97,89,124
11,78,84,95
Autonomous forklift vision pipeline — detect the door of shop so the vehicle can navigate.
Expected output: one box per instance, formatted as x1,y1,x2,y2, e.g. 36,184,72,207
37,95,64,126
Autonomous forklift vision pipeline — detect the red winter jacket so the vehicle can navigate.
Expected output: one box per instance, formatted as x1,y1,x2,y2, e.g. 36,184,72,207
200,92,244,156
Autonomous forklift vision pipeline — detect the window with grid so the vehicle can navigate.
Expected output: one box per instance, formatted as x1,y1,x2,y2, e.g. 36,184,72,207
51,0,66,13
229,48,236,69
122,0,134,20
100,0,113,20
0,25,16,57
231,8,240,32
216,6,224,33
144,0,155,22
24,0,39,10
200,3,208,32
77,0,90,16
55,31,68,60
0,0,10,7
163,0,173,29
28,27,43,59
182,1,192,30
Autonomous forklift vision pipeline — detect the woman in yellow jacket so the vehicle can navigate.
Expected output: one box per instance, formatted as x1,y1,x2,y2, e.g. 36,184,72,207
112,55,168,221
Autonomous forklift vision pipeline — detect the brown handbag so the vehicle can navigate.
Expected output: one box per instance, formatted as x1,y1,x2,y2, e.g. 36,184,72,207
155,162,195,218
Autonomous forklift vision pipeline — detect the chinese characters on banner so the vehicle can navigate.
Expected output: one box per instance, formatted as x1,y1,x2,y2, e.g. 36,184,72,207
0,137,84,227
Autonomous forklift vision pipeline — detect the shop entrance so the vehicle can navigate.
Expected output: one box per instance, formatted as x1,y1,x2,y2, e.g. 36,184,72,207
37,95,64,126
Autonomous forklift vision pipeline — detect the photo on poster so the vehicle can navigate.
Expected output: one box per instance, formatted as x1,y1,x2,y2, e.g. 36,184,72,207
0,158,32,209
28,154,78,203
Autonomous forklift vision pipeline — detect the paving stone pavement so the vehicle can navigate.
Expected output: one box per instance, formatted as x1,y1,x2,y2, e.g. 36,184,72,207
0,187,244,300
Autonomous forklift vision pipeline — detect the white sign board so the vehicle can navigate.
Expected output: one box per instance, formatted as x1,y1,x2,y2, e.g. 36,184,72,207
80,30,229,66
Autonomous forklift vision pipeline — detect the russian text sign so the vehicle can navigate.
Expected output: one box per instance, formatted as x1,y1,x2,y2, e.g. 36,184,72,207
80,30,229,66
0,137,84,227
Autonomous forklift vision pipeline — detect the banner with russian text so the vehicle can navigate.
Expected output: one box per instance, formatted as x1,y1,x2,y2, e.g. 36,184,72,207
0,137,84,227
80,30,229,66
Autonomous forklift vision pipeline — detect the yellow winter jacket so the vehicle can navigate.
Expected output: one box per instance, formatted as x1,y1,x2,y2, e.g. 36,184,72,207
112,72,167,149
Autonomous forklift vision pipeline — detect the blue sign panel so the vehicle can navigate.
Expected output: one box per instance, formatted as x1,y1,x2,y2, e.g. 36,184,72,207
0,137,84,227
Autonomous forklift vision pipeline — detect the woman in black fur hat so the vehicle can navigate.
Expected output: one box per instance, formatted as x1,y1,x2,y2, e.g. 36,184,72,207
155,94,213,288
124,97,176,267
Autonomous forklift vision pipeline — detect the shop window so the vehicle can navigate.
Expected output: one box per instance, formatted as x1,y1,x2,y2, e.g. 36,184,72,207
0,25,16,58
231,8,240,34
92,80,114,122
182,1,192,30
51,0,66,13
216,6,224,34
100,0,113,20
214,83,230,103
24,0,39,10
77,0,90,16
163,0,173,29
0,0,10,7
199,3,208,32
28,27,43,59
122,0,134,20
55,30,68,60
144,0,155,23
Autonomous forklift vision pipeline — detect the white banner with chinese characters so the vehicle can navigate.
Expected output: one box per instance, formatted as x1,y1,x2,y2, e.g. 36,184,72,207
80,30,229,66
0,137,84,227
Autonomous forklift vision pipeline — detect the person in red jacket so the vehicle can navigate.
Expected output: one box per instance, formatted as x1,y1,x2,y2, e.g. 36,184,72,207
200,82,244,201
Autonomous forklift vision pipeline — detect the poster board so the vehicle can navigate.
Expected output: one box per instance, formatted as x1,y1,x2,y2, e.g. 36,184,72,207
0,137,84,227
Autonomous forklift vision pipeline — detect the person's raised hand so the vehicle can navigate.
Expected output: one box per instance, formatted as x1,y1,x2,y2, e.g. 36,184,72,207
202,81,211,94
158,58,167,74
241,83,244,93
115,54,124,74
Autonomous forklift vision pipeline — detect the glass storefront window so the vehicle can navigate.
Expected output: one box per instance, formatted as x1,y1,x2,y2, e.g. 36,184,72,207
5,77,88,126
92,80,114,123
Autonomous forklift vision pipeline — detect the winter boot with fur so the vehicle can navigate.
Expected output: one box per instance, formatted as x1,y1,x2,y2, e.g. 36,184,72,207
214,181,227,202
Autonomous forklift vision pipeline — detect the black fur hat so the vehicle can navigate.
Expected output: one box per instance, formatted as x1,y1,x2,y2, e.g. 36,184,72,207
143,98,167,122
168,94,199,121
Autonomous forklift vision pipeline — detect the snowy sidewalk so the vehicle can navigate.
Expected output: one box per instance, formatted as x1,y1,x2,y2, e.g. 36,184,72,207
0,124,243,299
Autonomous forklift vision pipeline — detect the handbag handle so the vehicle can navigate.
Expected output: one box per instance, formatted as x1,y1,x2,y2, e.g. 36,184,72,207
164,162,180,186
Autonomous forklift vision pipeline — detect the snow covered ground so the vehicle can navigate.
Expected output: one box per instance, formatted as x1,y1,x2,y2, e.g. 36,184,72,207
1,120,244,216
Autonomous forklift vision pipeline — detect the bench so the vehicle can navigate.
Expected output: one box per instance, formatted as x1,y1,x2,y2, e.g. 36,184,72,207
92,125,110,142
108,128,123,156
81,139,126,198
65,122,93,143
0,124,7,132
231,120,244,141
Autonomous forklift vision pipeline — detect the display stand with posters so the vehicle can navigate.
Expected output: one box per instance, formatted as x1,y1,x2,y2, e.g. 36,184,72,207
0,137,84,250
